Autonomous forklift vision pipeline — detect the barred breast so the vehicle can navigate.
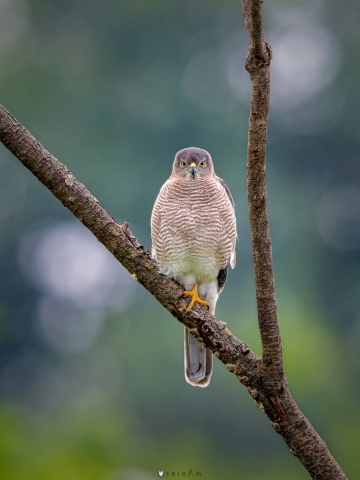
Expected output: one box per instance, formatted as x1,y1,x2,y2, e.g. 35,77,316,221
151,175,237,283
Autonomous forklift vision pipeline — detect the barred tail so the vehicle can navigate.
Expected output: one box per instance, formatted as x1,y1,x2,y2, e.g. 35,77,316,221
184,328,213,387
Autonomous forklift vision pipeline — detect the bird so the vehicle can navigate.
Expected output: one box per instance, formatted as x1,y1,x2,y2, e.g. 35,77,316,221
151,147,237,387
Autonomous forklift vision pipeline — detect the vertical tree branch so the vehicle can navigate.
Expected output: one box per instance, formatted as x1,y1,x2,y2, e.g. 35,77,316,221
239,2,348,479
241,0,283,382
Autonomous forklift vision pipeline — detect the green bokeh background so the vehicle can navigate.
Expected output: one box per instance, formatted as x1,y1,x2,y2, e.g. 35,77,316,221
1,0,360,479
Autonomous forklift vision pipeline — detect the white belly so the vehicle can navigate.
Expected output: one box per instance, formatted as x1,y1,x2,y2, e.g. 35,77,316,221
159,251,219,284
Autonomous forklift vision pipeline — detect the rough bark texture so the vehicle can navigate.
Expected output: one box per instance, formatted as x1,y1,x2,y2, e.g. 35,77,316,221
240,1,347,479
0,3,348,477
242,0,282,385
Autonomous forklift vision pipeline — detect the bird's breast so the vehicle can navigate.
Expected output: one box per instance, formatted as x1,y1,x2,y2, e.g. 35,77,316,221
151,177,237,282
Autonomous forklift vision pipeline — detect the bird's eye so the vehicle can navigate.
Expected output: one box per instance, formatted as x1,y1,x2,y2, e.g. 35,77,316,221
180,161,187,168
199,161,206,167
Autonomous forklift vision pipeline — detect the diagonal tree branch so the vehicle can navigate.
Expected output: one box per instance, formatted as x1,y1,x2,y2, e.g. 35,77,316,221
0,3,348,476
0,103,261,375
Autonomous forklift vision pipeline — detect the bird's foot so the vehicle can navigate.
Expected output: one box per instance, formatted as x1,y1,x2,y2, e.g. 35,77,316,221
183,283,209,312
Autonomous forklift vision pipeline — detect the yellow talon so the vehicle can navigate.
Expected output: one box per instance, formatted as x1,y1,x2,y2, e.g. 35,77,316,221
184,283,209,312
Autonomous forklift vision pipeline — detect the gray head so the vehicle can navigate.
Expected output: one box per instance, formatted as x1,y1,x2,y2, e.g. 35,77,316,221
171,147,215,180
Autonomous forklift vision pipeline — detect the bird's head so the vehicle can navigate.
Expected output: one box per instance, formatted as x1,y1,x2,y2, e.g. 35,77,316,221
171,147,214,180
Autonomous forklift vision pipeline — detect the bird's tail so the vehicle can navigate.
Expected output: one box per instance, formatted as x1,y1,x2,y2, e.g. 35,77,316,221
184,327,213,387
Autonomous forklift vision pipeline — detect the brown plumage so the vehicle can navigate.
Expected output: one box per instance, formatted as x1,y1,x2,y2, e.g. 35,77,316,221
151,147,237,387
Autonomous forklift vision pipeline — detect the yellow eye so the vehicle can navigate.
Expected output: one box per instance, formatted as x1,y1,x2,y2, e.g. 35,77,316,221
199,161,206,167
180,161,187,168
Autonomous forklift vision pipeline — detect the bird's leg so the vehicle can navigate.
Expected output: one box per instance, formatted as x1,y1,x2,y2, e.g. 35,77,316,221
184,283,209,312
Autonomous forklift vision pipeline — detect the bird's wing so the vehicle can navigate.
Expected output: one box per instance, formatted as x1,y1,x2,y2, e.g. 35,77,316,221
150,184,166,260
216,176,237,271
217,177,235,210
230,249,236,269
217,266,228,292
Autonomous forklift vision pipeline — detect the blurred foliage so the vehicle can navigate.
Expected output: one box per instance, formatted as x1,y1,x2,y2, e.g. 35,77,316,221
0,0,360,479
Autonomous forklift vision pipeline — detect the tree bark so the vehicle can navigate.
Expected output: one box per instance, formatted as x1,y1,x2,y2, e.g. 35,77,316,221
242,0,282,387
0,2,348,478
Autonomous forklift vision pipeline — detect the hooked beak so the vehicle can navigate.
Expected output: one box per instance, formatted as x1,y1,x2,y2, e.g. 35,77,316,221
189,162,197,178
